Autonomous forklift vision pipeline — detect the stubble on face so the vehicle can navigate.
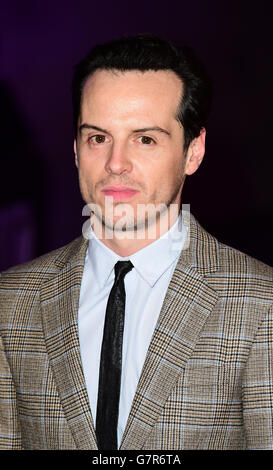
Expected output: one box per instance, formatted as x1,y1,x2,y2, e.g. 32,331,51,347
78,155,186,233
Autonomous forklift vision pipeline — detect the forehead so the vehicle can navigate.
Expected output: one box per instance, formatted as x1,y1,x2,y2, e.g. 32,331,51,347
80,69,183,119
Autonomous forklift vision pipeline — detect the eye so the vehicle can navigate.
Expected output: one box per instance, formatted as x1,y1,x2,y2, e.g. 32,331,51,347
89,134,109,144
137,136,155,145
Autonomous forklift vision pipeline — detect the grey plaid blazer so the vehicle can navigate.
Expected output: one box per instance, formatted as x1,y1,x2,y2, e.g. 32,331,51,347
0,214,272,450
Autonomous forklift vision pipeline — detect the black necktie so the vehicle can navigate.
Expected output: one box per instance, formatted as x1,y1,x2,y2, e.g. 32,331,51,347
96,260,134,450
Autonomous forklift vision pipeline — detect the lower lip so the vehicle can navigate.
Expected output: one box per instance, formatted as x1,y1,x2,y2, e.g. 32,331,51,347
101,190,139,200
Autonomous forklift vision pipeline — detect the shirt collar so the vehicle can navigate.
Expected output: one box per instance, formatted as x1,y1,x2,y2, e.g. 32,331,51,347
87,211,188,288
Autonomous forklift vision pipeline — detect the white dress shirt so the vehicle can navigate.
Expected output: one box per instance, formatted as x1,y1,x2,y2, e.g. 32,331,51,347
78,211,188,448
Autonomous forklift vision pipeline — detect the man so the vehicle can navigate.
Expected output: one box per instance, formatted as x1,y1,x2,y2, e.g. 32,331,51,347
0,34,272,450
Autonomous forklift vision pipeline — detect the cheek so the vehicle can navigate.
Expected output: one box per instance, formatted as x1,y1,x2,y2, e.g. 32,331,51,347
156,154,184,186
78,156,101,181
78,164,96,196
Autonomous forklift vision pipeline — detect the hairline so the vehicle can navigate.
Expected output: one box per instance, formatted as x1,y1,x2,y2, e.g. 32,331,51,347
77,66,188,148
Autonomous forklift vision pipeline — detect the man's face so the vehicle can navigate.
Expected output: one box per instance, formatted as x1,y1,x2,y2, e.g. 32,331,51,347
75,69,201,232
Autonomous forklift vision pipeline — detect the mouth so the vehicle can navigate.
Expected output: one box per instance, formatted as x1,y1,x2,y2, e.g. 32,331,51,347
101,186,140,201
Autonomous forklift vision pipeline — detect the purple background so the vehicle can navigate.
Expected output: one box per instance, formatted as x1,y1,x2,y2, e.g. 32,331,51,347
1,0,272,270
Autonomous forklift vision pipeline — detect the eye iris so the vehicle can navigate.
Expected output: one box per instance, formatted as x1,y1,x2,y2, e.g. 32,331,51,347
142,136,152,144
95,135,105,143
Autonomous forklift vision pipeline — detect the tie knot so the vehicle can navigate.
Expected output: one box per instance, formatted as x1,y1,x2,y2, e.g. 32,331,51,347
114,260,133,283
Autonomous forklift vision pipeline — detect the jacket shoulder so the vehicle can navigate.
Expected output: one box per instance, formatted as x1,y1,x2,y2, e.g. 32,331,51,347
0,235,87,286
191,216,272,305
209,238,273,310
191,214,272,281
217,238,273,280
0,235,88,331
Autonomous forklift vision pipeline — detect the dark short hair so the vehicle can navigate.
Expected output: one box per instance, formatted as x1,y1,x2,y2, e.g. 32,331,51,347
72,34,212,150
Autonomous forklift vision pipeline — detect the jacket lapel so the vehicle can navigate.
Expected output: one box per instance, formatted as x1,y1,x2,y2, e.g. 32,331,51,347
40,236,98,450
120,215,219,450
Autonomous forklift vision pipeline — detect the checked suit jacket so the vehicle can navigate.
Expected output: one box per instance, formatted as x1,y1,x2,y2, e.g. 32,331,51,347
0,214,273,450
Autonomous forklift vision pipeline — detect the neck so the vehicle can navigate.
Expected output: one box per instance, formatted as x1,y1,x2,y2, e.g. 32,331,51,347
91,206,180,257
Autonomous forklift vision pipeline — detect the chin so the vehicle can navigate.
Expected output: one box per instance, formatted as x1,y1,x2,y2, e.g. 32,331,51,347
106,216,137,232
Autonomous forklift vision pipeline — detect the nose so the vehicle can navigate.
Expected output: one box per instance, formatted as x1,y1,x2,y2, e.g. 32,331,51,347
105,142,133,175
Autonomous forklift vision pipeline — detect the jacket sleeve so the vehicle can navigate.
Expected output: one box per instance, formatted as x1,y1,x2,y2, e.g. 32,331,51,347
0,335,22,449
242,305,273,449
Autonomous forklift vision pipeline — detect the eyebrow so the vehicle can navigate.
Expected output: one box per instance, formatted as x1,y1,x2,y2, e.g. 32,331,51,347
79,123,171,136
133,126,171,136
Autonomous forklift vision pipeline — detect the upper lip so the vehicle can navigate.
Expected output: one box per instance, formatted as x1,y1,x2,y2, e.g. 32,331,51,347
101,186,139,192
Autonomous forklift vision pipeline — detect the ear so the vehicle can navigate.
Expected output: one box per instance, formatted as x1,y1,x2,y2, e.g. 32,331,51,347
74,139,78,168
184,128,206,176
